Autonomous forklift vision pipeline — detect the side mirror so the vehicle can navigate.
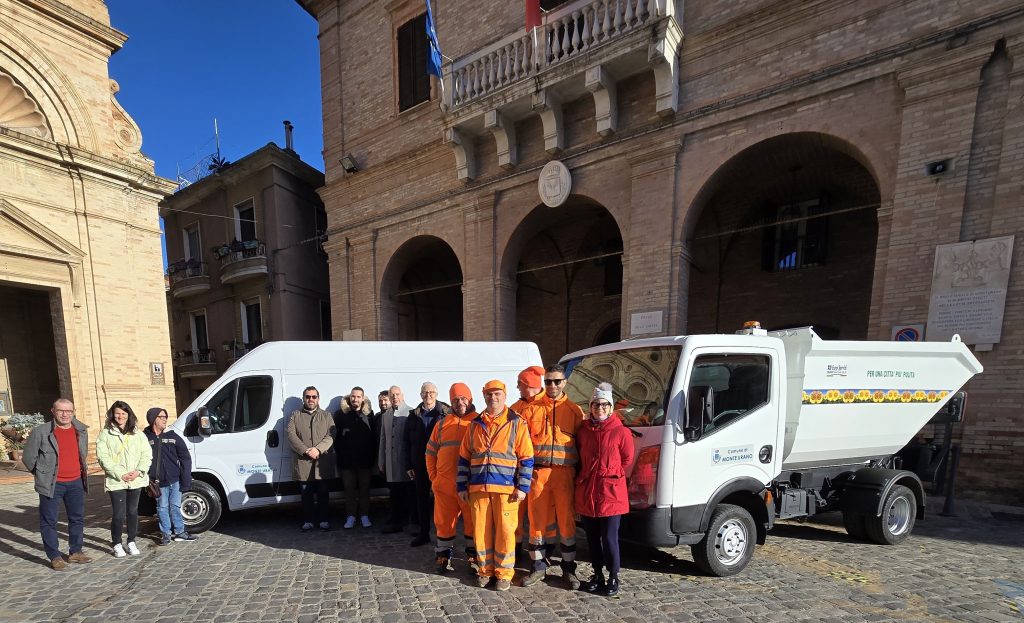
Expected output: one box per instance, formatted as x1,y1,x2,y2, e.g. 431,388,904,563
197,406,212,437
685,385,714,442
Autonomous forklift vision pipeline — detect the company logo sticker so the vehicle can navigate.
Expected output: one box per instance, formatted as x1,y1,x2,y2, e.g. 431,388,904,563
236,463,272,475
826,364,848,378
712,446,753,465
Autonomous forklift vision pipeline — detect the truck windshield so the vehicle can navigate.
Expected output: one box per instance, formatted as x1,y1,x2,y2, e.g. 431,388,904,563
563,346,681,427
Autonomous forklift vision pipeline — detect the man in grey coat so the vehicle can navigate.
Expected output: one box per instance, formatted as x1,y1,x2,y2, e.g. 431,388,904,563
22,398,93,570
287,386,336,532
378,385,415,534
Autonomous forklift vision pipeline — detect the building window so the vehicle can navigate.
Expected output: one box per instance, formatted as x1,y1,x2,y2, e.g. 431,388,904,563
241,299,262,346
320,300,332,340
397,13,430,111
763,197,828,272
183,223,202,261
235,200,256,242
190,311,210,360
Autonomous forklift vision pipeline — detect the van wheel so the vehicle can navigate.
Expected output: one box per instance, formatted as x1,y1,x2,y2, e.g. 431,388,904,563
843,511,867,540
181,480,222,533
865,484,916,545
691,504,756,577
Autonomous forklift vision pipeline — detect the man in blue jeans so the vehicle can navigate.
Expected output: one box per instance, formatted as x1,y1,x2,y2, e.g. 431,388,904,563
22,398,93,570
144,408,198,545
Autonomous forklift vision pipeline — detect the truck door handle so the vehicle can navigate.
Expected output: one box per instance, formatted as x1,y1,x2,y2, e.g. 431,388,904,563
267,430,279,448
759,445,772,463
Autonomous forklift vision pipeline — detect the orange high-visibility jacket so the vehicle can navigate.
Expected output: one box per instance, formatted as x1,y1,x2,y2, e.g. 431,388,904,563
426,411,478,485
522,393,585,467
510,393,541,416
457,407,534,494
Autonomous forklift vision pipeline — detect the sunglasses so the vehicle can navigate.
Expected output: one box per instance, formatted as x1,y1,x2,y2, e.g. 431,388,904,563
303,395,319,400
544,378,566,386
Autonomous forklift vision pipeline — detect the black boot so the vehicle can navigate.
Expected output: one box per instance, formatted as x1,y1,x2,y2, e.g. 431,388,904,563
579,570,605,593
601,576,619,597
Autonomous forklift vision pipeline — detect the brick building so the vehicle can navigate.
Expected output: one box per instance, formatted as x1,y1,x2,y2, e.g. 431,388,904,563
161,138,330,414
297,0,1024,503
0,0,175,432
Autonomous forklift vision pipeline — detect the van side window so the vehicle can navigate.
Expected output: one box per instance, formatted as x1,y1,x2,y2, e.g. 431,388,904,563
235,376,273,432
203,376,273,434
689,354,770,436
205,381,236,435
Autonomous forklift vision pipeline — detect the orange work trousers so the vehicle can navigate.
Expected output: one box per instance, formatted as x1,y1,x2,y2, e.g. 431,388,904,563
434,484,474,554
526,465,577,566
470,491,520,580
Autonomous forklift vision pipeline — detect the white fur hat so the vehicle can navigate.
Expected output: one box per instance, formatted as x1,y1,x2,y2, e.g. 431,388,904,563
590,382,614,405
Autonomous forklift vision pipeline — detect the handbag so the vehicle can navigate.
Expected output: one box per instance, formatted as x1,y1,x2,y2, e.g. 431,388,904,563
147,431,164,499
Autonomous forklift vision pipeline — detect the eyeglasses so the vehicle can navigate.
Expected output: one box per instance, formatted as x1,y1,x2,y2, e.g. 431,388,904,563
544,378,566,386
592,402,612,409
303,395,319,400
156,415,169,420
422,391,437,396
54,409,74,415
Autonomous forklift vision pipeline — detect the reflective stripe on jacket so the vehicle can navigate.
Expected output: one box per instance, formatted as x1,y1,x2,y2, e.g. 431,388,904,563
522,394,584,467
456,408,534,494
426,411,477,486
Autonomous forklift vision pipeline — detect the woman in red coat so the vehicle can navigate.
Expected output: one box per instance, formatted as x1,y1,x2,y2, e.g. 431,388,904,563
575,383,635,596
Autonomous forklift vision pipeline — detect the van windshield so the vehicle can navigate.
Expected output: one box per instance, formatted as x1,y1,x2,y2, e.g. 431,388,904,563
563,346,681,427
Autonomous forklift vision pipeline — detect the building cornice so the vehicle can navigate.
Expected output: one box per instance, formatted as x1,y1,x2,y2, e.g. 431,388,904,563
0,126,175,196
159,143,325,213
15,0,128,52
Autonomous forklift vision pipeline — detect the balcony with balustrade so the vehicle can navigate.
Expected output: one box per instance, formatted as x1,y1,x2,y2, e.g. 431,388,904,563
167,260,211,299
441,0,682,180
175,349,218,378
216,240,268,285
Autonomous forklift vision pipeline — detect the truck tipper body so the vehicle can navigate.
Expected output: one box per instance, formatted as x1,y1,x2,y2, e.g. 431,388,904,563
560,326,982,576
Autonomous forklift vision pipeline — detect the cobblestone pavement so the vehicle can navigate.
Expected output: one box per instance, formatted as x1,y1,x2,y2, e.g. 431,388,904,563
1,477,1022,623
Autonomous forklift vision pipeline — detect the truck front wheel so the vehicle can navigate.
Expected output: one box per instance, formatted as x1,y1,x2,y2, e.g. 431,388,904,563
691,504,756,577
865,484,916,545
181,479,223,534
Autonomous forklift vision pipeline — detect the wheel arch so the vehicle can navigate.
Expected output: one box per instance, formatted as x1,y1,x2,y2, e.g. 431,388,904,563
839,467,926,519
700,477,768,539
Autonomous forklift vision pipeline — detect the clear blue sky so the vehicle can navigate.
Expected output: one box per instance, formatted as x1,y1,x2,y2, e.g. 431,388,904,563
107,1,324,181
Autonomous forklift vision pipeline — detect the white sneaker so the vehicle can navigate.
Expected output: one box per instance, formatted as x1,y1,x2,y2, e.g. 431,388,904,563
360,515,372,528
343,516,356,529
112,543,126,558
126,541,141,556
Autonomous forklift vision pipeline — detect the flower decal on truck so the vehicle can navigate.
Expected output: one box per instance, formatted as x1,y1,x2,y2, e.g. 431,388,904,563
802,389,954,405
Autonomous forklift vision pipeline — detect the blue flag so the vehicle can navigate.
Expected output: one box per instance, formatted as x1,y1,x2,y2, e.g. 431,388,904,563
425,0,442,78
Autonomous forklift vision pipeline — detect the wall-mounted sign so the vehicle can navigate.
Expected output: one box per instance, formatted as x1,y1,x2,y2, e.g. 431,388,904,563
891,324,925,342
926,235,1014,345
538,160,571,208
150,362,165,385
0,390,10,415
630,311,663,335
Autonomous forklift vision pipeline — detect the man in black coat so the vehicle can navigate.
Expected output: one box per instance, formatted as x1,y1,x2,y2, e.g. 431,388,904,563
405,381,450,547
334,387,379,529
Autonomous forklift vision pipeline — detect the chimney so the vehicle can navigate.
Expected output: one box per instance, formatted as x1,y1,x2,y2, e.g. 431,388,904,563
283,120,296,156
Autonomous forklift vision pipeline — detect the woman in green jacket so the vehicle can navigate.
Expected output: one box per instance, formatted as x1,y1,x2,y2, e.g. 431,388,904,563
95,401,151,557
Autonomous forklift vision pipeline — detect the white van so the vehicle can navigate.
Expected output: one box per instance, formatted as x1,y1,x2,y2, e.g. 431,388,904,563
167,341,542,532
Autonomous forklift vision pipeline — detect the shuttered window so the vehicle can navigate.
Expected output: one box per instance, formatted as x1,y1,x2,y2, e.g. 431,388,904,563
397,13,430,111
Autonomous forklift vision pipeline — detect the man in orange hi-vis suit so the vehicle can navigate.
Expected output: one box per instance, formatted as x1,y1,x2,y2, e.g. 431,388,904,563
510,365,544,556
457,380,533,591
426,383,478,575
521,364,585,590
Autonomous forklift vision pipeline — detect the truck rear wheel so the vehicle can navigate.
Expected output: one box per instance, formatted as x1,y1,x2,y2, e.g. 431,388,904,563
865,484,916,545
843,511,868,540
181,480,222,534
691,504,756,577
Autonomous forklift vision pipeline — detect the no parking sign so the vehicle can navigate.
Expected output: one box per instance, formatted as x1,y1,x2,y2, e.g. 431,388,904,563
891,324,925,341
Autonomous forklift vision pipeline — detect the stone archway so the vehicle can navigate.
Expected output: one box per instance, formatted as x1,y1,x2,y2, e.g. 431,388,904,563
685,132,881,339
380,235,463,340
501,197,623,364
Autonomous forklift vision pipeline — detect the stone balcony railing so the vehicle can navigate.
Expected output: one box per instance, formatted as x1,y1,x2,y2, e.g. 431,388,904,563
441,0,682,180
218,241,268,285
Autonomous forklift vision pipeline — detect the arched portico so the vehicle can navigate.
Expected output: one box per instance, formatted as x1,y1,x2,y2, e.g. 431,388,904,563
380,235,464,340
684,132,881,339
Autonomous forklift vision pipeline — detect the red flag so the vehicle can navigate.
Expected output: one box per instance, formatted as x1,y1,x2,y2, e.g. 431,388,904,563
525,0,541,31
